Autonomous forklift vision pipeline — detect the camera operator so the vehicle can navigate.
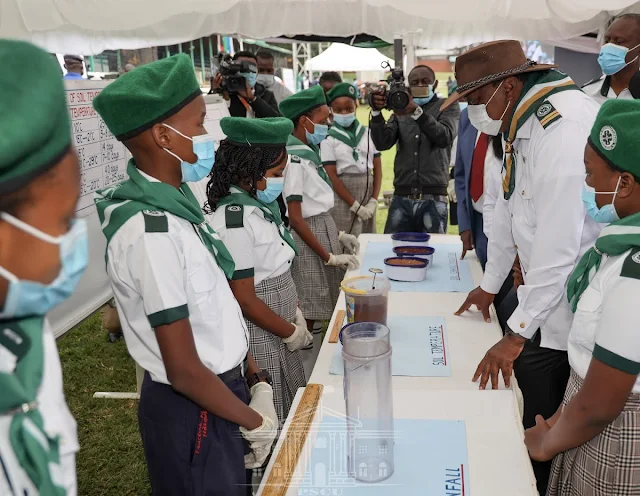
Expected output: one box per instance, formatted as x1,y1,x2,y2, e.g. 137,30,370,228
256,49,293,104
213,50,280,118
370,65,460,234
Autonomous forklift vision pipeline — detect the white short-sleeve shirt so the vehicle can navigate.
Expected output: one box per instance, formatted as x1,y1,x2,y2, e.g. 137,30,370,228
283,154,334,218
320,130,380,175
568,248,640,393
106,174,249,384
210,188,296,285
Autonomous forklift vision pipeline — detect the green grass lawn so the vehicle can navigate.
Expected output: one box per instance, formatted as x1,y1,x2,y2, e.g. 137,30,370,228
58,105,458,495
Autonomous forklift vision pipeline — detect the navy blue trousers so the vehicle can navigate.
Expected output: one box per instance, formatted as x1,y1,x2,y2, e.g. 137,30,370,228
138,372,250,496
384,195,448,234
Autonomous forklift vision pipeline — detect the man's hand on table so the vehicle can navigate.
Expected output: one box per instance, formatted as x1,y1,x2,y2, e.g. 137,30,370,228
454,286,495,323
460,230,475,260
472,333,526,390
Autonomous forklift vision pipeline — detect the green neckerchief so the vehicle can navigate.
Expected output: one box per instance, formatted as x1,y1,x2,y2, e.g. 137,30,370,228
0,316,66,495
286,135,333,188
328,121,366,162
216,187,298,255
94,160,235,278
567,212,640,312
502,70,579,200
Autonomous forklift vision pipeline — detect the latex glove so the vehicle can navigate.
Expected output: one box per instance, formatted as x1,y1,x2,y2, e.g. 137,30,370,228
240,382,279,469
349,200,362,216
338,231,360,254
282,316,313,352
350,200,371,221
327,253,360,271
361,198,378,219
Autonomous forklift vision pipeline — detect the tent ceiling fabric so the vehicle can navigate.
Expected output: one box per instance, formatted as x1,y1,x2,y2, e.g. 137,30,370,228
304,43,393,72
2,0,640,54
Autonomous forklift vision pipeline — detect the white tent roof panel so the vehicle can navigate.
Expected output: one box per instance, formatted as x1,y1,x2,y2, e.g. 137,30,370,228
304,43,393,72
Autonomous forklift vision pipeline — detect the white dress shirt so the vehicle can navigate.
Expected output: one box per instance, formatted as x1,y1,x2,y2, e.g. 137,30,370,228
582,75,633,105
320,131,380,175
481,154,503,240
568,248,640,393
283,154,335,218
107,171,249,383
480,90,602,351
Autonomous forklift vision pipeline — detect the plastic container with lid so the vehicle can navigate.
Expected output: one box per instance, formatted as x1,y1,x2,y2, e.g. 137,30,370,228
384,256,428,282
341,275,391,325
390,232,431,248
341,322,395,483
393,245,435,265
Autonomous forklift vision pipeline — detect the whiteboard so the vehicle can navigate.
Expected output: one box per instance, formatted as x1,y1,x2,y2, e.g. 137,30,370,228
50,87,230,338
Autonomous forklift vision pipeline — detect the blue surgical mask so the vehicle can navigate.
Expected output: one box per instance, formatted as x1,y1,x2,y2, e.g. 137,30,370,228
0,214,88,318
256,74,275,88
413,96,433,106
163,124,216,183
333,112,356,128
241,72,258,88
304,118,329,145
582,178,621,224
256,177,284,204
598,42,640,76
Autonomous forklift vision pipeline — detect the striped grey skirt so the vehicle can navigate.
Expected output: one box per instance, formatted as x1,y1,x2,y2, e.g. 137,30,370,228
291,212,344,321
247,270,307,428
548,369,640,496
330,172,376,237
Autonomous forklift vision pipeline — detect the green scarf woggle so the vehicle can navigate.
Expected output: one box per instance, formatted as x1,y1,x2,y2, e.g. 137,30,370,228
0,316,66,495
286,135,333,188
216,187,298,255
328,121,366,162
94,160,235,278
567,212,640,311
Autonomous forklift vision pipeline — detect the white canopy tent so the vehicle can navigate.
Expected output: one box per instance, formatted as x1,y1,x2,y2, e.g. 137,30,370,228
2,0,640,54
304,43,393,72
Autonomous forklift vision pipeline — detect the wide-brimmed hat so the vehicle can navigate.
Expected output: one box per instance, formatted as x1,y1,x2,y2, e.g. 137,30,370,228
441,40,556,111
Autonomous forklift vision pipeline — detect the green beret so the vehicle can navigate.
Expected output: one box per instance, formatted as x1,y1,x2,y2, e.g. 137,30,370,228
0,40,71,195
221,117,293,147
589,99,640,177
326,82,357,104
279,85,327,120
93,54,200,141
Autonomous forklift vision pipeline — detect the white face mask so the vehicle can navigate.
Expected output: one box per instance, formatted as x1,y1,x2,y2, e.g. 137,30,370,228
467,81,510,136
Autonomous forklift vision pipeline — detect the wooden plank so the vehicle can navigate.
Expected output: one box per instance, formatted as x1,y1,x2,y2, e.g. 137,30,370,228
328,310,345,343
260,384,324,496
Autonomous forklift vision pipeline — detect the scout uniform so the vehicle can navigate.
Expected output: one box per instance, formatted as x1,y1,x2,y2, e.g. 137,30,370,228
0,40,79,496
210,117,306,426
549,100,640,495
92,55,251,495
321,82,381,235
582,75,634,105
279,87,344,322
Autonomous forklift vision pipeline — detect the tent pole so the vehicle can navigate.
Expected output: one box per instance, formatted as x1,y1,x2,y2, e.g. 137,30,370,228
199,38,205,83
178,43,183,54
292,42,299,91
190,41,195,68
116,50,122,72
393,38,403,70
208,37,214,71
165,46,170,59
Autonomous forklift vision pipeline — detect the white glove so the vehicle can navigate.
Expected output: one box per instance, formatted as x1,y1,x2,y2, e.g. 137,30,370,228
350,200,372,221
362,198,378,219
349,200,362,216
327,253,360,271
338,231,360,254
240,382,279,469
282,311,313,352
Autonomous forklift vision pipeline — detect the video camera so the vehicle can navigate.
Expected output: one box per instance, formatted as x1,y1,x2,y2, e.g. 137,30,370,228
210,52,257,94
368,61,411,112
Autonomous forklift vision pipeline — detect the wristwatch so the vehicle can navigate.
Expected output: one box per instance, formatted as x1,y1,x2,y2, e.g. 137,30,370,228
247,370,272,388
410,106,424,120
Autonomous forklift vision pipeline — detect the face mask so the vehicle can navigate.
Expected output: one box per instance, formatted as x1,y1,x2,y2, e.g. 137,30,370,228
459,102,468,111
467,81,510,136
163,124,215,183
241,72,258,88
582,177,621,224
598,43,640,76
413,96,434,106
256,177,284,204
333,112,356,127
256,74,275,88
304,117,329,145
0,214,88,318
411,85,434,107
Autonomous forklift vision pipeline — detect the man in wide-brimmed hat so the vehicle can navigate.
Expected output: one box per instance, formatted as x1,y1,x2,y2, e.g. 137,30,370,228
448,40,602,494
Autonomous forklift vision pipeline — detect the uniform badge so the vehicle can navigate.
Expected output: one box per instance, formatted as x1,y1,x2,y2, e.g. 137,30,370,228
536,103,552,118
535,101,562,129
349,86,356,95
599,125,617,151
633,252,640,265
143,210,164,216
227,206,242,212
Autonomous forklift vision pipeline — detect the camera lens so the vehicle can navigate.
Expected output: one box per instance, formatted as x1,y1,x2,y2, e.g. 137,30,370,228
389,90,410,111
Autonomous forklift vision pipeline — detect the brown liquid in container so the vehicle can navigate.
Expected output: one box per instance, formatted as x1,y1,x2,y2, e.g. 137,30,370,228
353,294,388,325
386,258,425,266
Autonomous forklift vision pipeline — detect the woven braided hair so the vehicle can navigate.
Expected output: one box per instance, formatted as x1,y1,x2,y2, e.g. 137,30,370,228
205,139,286,213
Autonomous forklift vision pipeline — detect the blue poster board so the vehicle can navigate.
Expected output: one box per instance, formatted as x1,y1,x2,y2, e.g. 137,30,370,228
295,417,470,495
360,242,475,292
329,316,451,377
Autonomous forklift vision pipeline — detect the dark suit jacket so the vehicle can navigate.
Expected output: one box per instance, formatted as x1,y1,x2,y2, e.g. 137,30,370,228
228,84,280,118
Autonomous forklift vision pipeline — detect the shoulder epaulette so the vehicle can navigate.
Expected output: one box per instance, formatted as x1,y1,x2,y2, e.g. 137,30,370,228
225,204,244,229
621,247,640,280
581,76,604,89
142,210,168,233
535,101,562,129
